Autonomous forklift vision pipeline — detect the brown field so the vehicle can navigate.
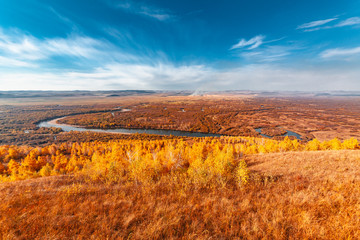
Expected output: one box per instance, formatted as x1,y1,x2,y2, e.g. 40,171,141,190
58,94,360,141
1,92,359,146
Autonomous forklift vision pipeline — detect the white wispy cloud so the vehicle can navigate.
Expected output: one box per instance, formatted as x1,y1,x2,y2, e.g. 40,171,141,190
335,17,360,27
48,7,79,32
241,45,294,62
230,35,265,50
302,26,333,32
0,56,37,67
140,8,172,21
114,1,173,21
1,62,359,91
66,63,211,89
320,46,360,58
0,30,44,62
231,36,293,62
0,28,134,68
298,16,360,32
297,18,337,29
45,36,106,58
0,63,212,90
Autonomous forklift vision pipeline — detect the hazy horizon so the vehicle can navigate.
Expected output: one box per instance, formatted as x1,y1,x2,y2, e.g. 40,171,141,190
1,0,360,91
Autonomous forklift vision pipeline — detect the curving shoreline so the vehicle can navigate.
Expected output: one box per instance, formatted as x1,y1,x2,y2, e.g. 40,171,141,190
38,115,302,139
38,116,222,137
255,128,302,140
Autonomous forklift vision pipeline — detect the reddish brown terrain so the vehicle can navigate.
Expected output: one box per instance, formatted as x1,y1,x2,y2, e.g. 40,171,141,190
58,94,360,141
1,92,359,146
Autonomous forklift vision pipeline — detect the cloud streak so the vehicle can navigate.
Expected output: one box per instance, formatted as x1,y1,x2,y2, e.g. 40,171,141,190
230,35,265,50
1,63,359,91
0,56,37,67
48,7,79,32
114,1,173,21
335,17,360,27
297,18,337,29
0,28,137,68
320,46,360,58
66,64,211,90
298,16,360,32
241,45,294,62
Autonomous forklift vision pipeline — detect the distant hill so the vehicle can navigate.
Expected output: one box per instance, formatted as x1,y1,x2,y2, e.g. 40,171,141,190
0,90,158,98
1,90,360,99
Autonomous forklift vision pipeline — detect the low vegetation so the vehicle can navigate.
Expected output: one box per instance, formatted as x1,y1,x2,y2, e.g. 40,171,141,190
2,94,360,146
0,136,358,183
59,96,360,141
0,136,359,239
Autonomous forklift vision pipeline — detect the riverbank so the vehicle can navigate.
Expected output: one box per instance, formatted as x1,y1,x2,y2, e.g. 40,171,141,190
38,116,222,138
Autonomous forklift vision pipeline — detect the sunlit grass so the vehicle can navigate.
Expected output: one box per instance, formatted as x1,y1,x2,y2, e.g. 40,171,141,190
0,136,359,239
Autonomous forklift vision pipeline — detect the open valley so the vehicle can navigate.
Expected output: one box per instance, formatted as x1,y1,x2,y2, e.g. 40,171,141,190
0,91,359,239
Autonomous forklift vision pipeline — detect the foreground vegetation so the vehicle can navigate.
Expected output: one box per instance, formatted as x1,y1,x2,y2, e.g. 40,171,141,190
1,136,358,183
0,136,359,239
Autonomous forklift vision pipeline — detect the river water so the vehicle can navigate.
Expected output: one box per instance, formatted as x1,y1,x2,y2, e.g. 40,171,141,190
38,116,302,140
255,128,302,140
38,117,222,138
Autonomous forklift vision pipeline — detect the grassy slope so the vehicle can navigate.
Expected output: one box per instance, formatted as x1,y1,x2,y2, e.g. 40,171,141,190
1,150,360,239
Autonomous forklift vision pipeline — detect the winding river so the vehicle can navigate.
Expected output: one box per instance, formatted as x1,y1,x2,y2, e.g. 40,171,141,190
38,115,302,140
38,117,222,138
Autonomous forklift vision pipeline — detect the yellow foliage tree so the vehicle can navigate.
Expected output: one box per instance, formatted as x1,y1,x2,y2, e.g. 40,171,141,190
342,138,359,150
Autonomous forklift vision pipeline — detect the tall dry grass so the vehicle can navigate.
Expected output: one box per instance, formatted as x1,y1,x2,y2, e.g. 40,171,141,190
1,150,360,239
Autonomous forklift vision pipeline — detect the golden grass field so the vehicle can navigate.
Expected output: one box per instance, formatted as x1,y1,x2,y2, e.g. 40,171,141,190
0,136,359,239
0,150,360,239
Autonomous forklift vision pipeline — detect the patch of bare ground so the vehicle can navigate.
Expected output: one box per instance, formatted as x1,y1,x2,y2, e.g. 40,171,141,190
1,150,360,239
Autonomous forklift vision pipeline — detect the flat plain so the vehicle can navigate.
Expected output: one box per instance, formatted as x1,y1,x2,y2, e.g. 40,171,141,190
0,91,359,239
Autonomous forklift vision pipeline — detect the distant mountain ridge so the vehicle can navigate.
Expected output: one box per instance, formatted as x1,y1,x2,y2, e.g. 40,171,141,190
0,90,359,98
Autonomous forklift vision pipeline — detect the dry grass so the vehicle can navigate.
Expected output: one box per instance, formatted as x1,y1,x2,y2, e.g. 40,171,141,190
1,150,360,239
247,150,360,181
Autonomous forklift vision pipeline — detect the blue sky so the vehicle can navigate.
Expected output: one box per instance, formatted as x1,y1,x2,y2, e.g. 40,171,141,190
0,0,360,91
